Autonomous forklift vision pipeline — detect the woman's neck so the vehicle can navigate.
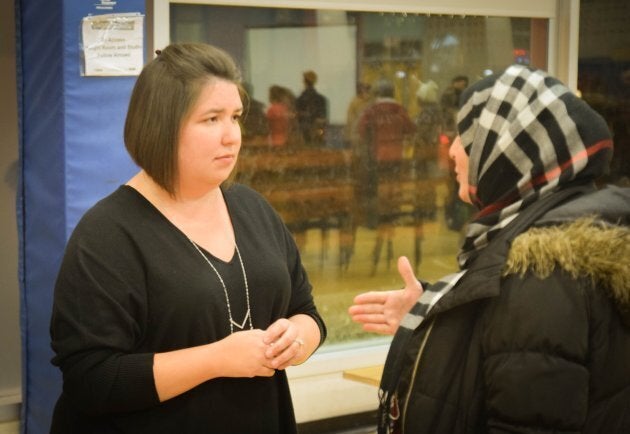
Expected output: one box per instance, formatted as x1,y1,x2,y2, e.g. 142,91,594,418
127,171,222,209
127,171,235,260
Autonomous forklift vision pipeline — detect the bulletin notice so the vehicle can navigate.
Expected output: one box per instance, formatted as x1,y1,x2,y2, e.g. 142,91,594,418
81,13,144,76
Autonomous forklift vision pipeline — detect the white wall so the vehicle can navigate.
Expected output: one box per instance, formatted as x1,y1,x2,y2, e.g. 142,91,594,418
245,25,357,125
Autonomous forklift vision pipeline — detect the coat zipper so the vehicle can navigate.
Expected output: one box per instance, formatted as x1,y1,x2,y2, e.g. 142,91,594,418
401,316,436,433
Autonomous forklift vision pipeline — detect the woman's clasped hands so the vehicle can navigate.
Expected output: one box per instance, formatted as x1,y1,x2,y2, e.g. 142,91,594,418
219,318,304,378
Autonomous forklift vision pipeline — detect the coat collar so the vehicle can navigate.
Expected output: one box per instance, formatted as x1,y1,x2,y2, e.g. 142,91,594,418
429,184,599,317
505,216,630,325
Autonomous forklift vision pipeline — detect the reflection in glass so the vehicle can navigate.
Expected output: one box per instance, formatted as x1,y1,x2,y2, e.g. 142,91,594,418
170,4,548,346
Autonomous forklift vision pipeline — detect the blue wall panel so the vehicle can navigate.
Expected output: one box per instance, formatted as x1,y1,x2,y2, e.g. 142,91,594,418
63,3,141,232
17,0,145,432
17,0,66,432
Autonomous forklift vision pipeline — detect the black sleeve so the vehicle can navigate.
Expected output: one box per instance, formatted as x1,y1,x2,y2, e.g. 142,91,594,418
283,223,327,346
50,207,160,415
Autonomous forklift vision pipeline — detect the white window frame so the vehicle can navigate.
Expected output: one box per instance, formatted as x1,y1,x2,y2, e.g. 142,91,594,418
150,0,580,89
148,0,580,423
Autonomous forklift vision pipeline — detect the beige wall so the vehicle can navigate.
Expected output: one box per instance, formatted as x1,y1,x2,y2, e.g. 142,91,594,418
0,0,22,428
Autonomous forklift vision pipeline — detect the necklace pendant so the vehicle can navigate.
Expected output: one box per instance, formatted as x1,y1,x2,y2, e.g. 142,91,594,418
190,241,253,334
231,309,251,330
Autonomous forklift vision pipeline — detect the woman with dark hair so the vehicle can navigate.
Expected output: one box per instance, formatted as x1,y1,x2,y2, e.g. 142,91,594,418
50,43,326,434
350,64,630,433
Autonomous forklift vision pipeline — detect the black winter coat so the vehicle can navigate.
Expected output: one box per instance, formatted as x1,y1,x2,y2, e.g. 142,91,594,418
394,185,630,433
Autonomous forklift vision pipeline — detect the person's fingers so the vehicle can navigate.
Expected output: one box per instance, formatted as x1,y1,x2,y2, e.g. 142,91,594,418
348,302,388,315
262,318,290,345
352,291,389,305
398,256,422,304
361,323,397,335
397,256,420,289
269,338,303,369
263,319,300,359
349,313,387,324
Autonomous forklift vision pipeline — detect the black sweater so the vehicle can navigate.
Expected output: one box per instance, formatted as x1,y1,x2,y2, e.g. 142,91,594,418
50,183,326,433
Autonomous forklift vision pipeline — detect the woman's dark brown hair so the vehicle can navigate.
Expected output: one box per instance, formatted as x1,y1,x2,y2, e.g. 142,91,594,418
124,43,242,195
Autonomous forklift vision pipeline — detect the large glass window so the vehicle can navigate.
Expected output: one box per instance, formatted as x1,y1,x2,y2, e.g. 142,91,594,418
169,4,549,347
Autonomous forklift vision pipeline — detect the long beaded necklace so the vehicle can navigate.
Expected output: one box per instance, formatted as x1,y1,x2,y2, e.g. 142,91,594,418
190,240,253,334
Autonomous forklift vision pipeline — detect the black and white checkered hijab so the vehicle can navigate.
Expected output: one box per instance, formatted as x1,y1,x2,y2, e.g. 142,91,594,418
377,65,613,434
456,64,613,267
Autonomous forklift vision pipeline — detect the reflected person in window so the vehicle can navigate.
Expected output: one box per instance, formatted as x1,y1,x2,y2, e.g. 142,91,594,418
296,70,328,146
240,81,270,146
50,42,326,434
267,84,301,147
344,81,373,149
440,74,468,139
414,79,444,176
349,65,630,434
356,79,416,271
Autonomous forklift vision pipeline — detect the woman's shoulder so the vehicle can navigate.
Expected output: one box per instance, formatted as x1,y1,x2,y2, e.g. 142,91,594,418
504,217,630,322
224,182,266,202
97,184,143,205
506,218,628,281
223,183,278,216
71,185,154,239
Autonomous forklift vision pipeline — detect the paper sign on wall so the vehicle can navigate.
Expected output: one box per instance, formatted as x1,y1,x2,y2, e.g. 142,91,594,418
81,13,144,76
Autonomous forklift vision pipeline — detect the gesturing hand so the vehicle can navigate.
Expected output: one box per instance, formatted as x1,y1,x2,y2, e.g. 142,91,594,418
348,256,423,335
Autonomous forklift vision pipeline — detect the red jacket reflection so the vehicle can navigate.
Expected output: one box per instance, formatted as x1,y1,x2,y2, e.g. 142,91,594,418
358,97,415,162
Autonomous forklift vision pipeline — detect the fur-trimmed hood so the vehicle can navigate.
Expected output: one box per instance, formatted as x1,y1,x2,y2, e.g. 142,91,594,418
505,217,630,321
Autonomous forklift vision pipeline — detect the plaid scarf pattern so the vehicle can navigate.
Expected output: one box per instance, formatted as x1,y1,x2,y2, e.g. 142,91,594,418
456,64,613,267
377,65,613,434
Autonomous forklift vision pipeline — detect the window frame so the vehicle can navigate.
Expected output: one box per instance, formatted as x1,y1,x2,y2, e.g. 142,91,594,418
150,0,580,89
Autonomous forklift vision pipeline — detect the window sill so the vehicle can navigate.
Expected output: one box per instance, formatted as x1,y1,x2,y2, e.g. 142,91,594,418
287,340,390,423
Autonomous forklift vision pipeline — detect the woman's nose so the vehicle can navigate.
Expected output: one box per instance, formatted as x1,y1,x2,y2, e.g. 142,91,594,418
223,120,241,145
448,136,461,159
448,142,456,160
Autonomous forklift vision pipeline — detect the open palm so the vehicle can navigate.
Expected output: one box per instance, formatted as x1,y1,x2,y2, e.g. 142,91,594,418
348,256,423,335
